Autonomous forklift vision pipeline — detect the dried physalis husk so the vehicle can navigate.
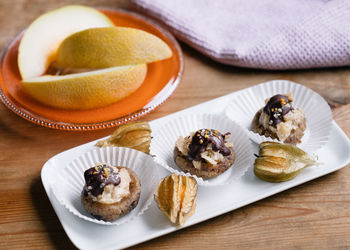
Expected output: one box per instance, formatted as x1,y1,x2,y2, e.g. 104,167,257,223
254,141,319,182
154,173,197,226
96,122,151,153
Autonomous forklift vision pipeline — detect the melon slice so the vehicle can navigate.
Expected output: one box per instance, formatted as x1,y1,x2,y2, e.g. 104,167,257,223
18,5,114,80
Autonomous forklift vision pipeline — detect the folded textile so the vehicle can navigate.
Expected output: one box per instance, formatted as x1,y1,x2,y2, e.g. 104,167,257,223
131,0,350,70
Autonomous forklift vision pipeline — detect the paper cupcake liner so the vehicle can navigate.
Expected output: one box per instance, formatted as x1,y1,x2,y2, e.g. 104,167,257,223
225,80,332,152
150,113,254,186
53,147,168,226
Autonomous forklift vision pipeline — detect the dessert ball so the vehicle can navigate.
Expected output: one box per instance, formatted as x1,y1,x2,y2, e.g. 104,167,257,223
174,129,235,179
251,93,306,145
81,163,141,221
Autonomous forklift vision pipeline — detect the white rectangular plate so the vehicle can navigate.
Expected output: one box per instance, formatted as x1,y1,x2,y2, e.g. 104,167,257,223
41,86,350,250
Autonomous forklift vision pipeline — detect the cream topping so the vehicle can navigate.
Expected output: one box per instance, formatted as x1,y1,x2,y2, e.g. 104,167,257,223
89,168,131,204
259,108,305,142
176,133,233,170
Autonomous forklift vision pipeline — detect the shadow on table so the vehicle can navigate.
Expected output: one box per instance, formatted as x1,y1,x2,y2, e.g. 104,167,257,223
30,176,76,250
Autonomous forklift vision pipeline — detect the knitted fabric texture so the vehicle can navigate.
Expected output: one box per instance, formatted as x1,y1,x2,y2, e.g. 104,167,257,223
131,0,350,70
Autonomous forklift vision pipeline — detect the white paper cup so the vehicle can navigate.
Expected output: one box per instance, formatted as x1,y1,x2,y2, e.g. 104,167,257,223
225,80,332,153
150,113,254,186
53,147,168,225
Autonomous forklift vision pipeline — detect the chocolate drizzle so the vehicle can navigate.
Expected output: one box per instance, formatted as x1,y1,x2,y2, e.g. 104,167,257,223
188,129,231,161
263,94,294,126
83,164,121,197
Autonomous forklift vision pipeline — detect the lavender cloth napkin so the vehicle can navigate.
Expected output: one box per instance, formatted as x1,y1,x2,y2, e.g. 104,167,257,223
131,0,350,70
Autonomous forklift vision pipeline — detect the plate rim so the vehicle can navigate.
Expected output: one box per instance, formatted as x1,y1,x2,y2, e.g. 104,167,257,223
0,8,183,131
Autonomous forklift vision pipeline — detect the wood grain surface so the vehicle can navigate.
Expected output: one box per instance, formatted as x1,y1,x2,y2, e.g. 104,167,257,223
1,0,350,249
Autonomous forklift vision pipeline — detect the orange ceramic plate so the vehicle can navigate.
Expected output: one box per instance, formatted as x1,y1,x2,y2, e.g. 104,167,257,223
0,9,183,130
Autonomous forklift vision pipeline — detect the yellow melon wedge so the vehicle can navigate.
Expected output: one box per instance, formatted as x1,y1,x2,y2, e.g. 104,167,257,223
22,64,147,110
56,27,173,69
18,5,114,80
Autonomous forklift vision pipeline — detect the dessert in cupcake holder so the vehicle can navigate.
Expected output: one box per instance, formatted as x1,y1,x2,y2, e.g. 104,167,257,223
150,113,254,186
81,163,141,222
225,80,332,153
174,128,236,179
251,93,306,145
53,146,169,226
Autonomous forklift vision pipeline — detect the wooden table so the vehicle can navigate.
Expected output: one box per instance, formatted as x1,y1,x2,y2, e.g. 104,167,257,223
1,1,350,249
